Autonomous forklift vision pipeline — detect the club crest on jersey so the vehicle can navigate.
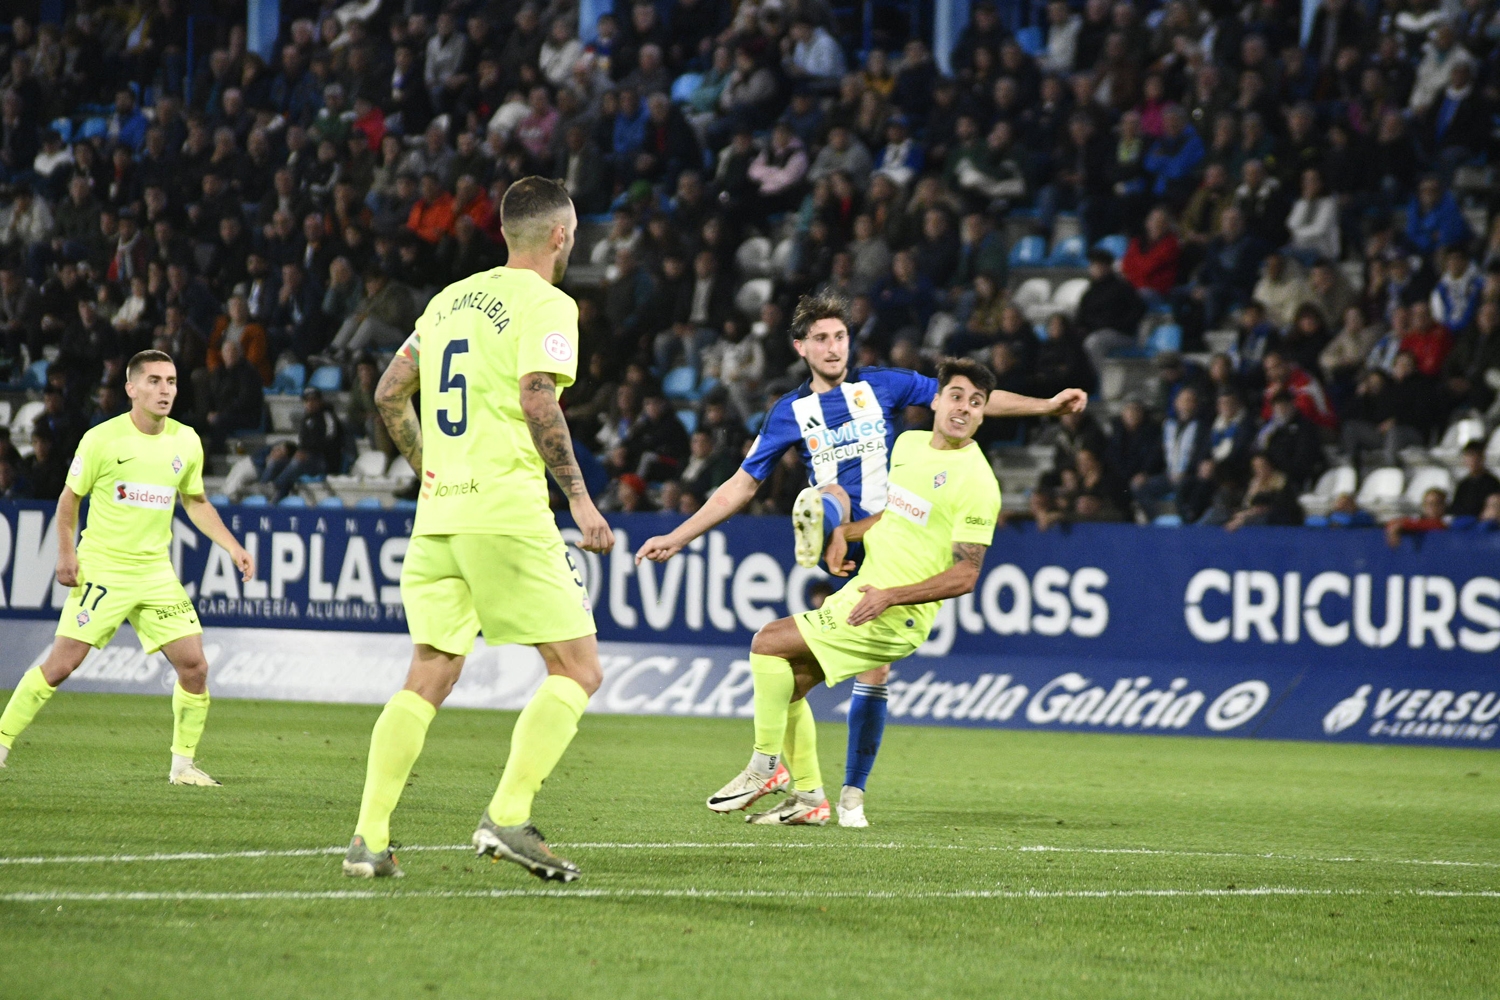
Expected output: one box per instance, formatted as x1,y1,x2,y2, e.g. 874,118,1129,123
933,471,947,489
852,388,869,410
171,454,183,474
76,611,90,627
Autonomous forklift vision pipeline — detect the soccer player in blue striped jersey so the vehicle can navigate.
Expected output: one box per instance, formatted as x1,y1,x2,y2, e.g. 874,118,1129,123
637,290,1087,826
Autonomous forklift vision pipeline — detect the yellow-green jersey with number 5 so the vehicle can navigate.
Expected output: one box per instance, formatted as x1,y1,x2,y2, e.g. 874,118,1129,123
396,265,595,655
404,265,579,538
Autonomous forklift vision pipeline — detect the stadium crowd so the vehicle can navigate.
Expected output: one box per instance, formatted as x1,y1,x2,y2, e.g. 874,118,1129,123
1,0,1500,535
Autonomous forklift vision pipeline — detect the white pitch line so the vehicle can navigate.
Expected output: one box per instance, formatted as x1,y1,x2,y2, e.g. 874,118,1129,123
3,841,1500,871
3,888,1500,904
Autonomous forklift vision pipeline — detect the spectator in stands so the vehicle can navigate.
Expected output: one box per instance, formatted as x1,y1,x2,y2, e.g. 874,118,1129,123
326,265,417,360
1078,247,1145,371
197,338,264,453
1406,174,1470,255
1121,205,1180,298
259,386,345,500
1400,299,1455,377
1256,390,1325,490
1386,487,1449,547
1260,350,1336,431
1430,246,1484,333
1285,168,1340,265
22,427,66,500
1451,441,1500,518
1342,353,1431,470
1224,452,1300,530
207,292,270,385
1135,386,1210,517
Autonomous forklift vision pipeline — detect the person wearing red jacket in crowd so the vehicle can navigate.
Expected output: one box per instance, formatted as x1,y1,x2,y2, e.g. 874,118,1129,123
1398,298,1455,377
1121,205,1180,297
1386,488,1448,547
452,174,495,233
405,172,456,244
1260,349,1337,429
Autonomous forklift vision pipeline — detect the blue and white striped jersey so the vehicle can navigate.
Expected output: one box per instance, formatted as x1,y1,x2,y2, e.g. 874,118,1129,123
741,367,939,519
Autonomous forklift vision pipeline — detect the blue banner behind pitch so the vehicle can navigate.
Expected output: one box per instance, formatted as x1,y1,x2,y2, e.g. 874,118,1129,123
0,502,1496,749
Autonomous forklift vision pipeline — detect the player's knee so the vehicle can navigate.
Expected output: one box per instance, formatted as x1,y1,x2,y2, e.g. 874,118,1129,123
568,662,602,697
41,639,92,685
173,657,210,692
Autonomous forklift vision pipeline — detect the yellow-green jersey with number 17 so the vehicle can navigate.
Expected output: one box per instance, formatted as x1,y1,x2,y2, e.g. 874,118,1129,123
64,414,205,570
403,266,579,538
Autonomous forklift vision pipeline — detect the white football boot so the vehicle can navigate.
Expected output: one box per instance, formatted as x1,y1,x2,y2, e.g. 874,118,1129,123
837,785,869,828
707,761,789,812
747,791,831,825
790,487,824,568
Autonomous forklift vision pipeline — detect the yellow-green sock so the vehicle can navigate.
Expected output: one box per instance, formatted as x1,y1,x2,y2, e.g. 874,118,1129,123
750,653,794,756
170,682,212,758
0,666,57,750
488,675,590,827
354,690,437,853
782,698,822,793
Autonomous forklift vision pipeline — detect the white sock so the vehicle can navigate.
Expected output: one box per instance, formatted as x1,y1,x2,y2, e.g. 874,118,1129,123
748,751,778,778
840,785,864,809
796,787,825,804
170,753,194,777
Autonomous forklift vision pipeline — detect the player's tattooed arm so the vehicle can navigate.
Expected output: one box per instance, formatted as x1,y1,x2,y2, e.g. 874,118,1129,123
375,342,423,474
520,371,586,500
521,370,615,553
952,542,987,572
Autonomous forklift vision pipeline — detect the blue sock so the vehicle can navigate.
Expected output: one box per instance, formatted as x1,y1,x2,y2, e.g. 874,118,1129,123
843,682,888,790
821,493,844,534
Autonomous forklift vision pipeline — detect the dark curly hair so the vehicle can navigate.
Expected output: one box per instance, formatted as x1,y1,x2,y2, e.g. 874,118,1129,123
937,356,997,397
790,289,849,341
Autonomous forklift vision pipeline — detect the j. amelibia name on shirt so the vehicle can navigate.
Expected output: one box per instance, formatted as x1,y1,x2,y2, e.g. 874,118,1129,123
433,288,510,331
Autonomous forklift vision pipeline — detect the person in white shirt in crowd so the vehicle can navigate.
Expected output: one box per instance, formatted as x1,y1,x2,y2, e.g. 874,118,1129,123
0,184,53,249
1043,0,1081,74
540,17,583,88
1409,19,1475,113
785,16,845,89
1285,167,1340,265
424,11,467,105
1430,246,1484,332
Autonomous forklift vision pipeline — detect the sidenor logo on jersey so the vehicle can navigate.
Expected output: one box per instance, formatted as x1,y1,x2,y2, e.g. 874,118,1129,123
113,480,175,510
885,484,931,527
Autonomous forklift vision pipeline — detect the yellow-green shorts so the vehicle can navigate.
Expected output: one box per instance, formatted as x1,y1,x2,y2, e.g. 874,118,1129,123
401,533,596,655
793,580,924,687
54,560,201,654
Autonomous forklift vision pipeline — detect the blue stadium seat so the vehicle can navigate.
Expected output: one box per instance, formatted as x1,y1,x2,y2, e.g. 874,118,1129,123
1047,235,1088,267
676,409,698,434
1153,514,1183,527
209,493,231,507
317,496,345,508
355,496,383,509
242,494,269,507
670,73,702,102
308,365,343,392
1147,324,1183,356
278,495,307,507
394,499,417,511
77,116,108,140
1094,234,1129,262
50,117,73,143
270,364,306,395
1008,235,1047,268
1015,25,1045,56
662,366,698,400
23,359,48,389
1303,515,1330,528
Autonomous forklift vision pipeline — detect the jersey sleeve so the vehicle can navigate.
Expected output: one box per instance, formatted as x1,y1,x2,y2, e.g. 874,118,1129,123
65,429,98,497
179,429,206,497
881,368,940,410
740,398,802,481
949,461,1001,547
515,291,580,390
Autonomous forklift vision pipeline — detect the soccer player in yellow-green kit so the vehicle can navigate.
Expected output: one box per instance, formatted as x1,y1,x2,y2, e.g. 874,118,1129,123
706,357,1001,824
342,177,614,883
0,350,255,784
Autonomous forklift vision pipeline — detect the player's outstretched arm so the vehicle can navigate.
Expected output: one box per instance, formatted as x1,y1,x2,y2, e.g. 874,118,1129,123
824,512,883,577
984,387,1088,418
54,487,82,587
634,467,762,564
375,340,423,475
520,370,614,554
845,542,987,626
181,493,256,581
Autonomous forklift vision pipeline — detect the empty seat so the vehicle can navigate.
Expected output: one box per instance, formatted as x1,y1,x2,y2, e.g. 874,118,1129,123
1146,324,1182,356
1355,467,1405,510
1299,466,1357,517
351,450,390,477
1046,235,1087,267
735,236,774,277
270,363,307,395
389,456,417,481
670,73,702,102
1430,416,1487,463
662,366,698,400
11,400,44,440
23,359,48,389
208,493,231,507
278,495,307,507
734,278,773,316
0,401,10,427
1008,235,1047,268
241,494,269,507
1011,277,1052,311
308,365,343,392
1051,278,1089,317
1015,25,1045,56
317,496,346,508
355,496,383,509
1488,425,1500,467
676,409,698,434
1403,465,1453,509
1094,234,1129,262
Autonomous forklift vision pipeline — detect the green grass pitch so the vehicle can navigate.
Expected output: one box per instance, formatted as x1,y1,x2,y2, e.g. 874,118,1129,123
0,691,1495,999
